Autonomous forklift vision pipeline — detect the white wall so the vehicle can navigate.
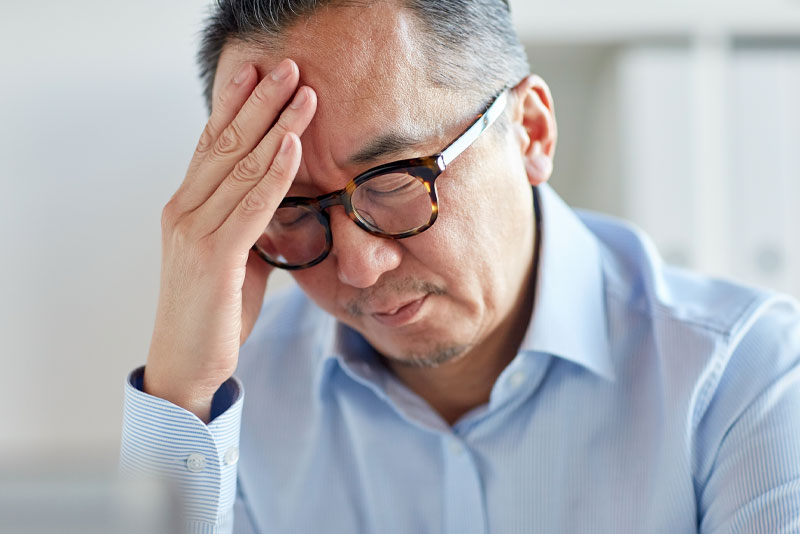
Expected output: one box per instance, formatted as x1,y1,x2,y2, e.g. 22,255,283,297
1,0,213,465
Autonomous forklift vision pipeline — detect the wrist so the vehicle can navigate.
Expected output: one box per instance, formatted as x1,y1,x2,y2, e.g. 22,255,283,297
142,366,217,424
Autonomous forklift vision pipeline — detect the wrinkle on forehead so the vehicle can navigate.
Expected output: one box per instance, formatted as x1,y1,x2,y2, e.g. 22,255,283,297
215,2,476,193
279,2,453,188
284,2,423,103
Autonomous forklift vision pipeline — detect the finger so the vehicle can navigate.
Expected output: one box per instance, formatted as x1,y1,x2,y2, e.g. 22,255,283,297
215,133,302,253
172,63,258,212
177,59,300,213
192,86,317,235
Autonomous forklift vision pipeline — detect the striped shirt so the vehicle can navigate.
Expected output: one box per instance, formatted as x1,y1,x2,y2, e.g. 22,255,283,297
120,183,800,533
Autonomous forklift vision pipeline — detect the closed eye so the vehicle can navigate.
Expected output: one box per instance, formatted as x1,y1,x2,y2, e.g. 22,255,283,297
274,211,312,228
366,180,416,197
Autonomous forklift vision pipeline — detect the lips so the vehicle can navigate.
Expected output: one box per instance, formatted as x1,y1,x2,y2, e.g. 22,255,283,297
371,294,429,327
371,296,425,316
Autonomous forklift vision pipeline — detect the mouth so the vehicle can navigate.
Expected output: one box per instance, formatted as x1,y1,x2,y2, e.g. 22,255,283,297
371,294,429,327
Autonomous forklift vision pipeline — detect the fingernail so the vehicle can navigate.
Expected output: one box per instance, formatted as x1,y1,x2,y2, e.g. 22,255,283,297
271,59,294,82
290,88,308,109
280,134,295,154
233,64,250,85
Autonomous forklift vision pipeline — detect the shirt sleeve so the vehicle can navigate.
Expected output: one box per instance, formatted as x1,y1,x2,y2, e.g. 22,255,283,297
119,366,250,533
697,298,800,533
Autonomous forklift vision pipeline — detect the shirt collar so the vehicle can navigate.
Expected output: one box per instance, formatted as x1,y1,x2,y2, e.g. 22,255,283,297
314,183,615,397
518,183,615,381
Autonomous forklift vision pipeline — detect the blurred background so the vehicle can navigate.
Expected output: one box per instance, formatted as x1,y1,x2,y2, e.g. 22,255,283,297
1,0,798,486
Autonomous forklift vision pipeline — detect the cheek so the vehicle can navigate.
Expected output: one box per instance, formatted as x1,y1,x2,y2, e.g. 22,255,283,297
291,266,341,314
434,171,521,264
427,152,535,302
417,187,499,311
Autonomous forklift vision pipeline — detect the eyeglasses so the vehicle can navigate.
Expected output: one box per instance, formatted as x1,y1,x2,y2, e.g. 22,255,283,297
252,88,510,270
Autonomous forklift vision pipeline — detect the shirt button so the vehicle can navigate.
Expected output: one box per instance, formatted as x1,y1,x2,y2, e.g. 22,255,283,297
186,453,206,473
509,370,526,389
449,440,464,456
224,446,239,466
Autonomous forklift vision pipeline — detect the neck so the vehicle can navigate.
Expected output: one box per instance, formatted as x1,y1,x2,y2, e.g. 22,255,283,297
385,222,540,426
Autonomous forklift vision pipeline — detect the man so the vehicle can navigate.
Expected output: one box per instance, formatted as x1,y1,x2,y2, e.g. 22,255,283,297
120,1,800,532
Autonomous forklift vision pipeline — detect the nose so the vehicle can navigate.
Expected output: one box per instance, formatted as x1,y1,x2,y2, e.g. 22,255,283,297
327,208,402,288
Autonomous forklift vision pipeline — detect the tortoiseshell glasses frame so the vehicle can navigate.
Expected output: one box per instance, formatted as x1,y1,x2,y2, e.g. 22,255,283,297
252,88,510,270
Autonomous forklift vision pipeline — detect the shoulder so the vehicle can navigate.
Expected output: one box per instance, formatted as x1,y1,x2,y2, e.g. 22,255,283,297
577,208,789,339
579,208,800,413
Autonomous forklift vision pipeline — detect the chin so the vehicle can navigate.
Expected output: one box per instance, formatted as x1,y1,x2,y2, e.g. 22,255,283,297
370,335,472,369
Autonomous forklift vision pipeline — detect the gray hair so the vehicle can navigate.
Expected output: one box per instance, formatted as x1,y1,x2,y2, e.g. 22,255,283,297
197,0,530,113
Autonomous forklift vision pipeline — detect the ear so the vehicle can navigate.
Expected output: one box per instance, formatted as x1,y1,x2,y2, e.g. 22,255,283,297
509,75,557,186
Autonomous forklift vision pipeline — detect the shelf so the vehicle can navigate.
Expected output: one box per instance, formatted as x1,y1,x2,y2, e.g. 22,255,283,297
509,0,800,43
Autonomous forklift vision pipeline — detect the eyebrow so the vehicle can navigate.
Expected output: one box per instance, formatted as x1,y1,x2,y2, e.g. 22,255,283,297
347,130,427,166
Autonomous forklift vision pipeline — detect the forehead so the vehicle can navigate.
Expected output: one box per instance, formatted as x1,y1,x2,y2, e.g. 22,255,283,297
213,2,467,167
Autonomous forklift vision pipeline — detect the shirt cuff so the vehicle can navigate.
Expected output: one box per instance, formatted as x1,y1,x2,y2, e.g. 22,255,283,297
119,366,244,528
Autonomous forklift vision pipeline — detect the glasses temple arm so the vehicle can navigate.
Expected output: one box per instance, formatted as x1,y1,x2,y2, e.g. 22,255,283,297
439,90,509,168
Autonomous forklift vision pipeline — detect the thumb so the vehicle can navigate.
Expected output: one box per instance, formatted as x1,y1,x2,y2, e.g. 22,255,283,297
241,248,272,345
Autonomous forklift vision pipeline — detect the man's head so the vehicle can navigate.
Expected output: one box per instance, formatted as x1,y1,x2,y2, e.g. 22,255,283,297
198,0,529,114
200,0,557,368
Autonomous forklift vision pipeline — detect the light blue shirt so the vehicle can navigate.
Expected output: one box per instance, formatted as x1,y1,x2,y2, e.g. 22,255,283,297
120,184,800,533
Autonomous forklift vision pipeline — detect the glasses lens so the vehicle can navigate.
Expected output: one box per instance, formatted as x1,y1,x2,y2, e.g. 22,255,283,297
255,205,328,267
351,172,434,235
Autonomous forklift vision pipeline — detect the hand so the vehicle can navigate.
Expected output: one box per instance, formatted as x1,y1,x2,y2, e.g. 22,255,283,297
143,59,317,423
